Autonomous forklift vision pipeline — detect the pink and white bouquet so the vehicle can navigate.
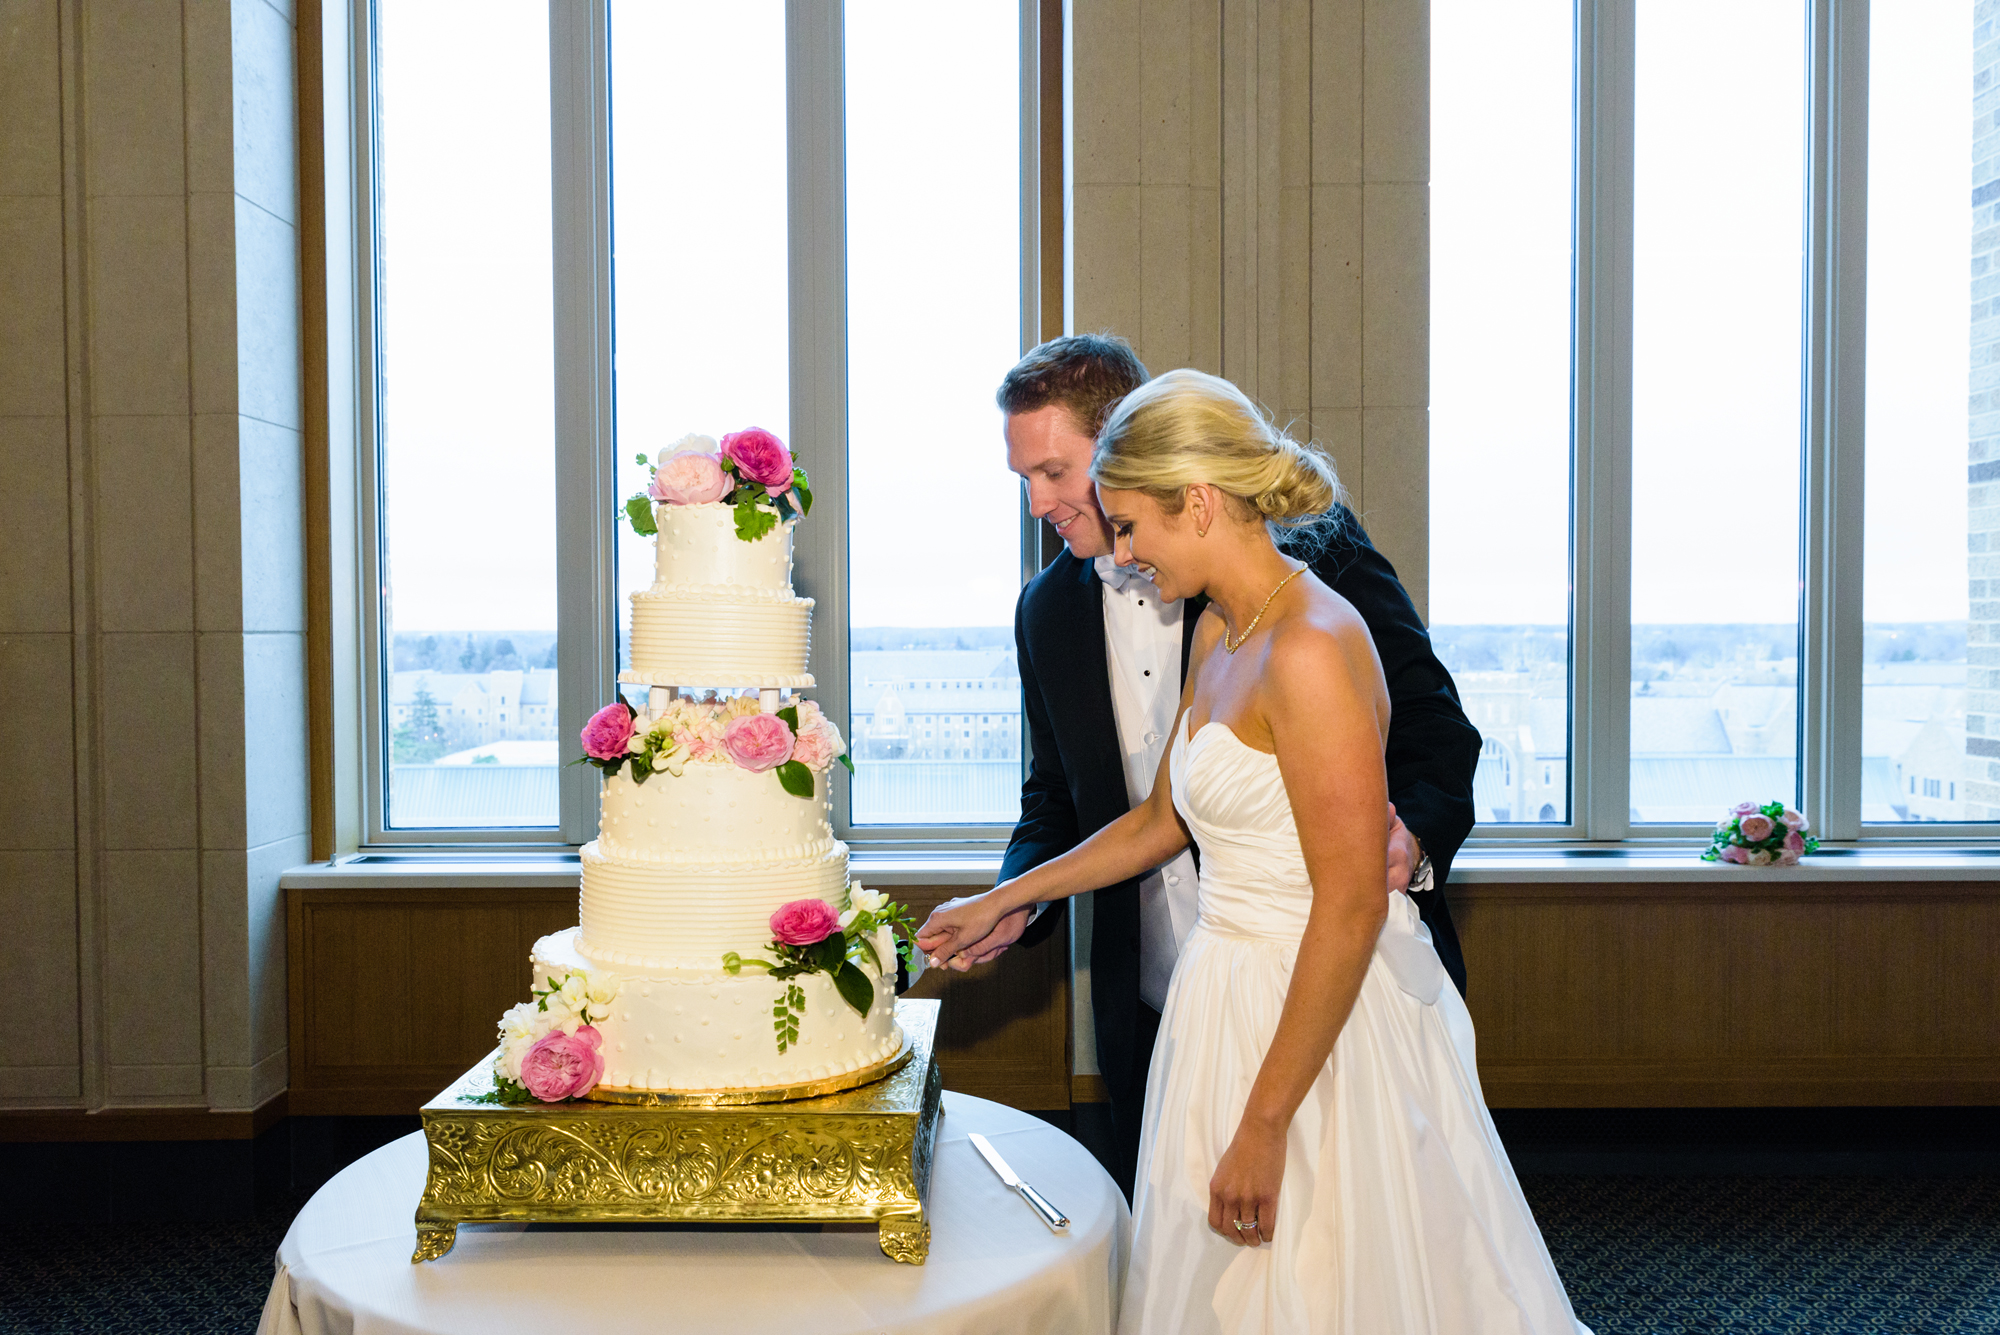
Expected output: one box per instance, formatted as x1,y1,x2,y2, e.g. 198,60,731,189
723,887,915,1053
623,428,814,543
492,970,622,1103
1703,800,1819,866
576,694,851,797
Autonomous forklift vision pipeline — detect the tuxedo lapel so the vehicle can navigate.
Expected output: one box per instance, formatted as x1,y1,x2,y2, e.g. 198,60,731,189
1039,554,1127,819
1179,594,1210,688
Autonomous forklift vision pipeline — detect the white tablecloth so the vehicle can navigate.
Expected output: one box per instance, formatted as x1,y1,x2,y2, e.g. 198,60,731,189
257,1092,1129,1335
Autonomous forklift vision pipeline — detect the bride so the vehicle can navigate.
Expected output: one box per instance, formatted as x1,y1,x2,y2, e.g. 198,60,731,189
917,370,1589,1335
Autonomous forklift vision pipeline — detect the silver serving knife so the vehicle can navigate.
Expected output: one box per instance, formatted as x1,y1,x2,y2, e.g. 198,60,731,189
969,1132,1070,1232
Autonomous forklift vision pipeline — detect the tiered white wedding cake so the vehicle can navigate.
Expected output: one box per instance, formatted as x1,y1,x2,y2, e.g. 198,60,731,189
493,430,908,1102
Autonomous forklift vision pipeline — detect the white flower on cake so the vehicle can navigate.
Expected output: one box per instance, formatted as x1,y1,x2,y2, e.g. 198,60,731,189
490,968,623,1103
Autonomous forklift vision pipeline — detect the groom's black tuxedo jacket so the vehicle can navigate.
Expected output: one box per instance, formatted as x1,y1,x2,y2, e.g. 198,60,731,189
1004,506,1480,1111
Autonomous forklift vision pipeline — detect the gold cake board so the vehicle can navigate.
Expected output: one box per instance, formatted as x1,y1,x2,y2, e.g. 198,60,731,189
413,998,943,1265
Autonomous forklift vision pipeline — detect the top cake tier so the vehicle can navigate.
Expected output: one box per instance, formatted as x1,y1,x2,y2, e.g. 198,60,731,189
621,502,816,688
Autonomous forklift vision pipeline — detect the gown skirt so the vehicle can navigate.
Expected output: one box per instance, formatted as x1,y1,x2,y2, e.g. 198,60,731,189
1116,721,1591,1335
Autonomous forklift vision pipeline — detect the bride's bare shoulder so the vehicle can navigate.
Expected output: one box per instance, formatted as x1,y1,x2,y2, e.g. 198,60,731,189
1265,581,1384,706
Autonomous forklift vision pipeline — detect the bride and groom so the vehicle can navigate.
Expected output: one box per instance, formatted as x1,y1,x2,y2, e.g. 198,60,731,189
915,338,1589,1333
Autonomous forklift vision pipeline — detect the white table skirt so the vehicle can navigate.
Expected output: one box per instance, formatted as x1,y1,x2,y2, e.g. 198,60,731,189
257,1091,1130,1335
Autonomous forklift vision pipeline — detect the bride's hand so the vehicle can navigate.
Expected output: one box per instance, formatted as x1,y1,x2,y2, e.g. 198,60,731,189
914,891,1012,969
1208,1120,1286,1247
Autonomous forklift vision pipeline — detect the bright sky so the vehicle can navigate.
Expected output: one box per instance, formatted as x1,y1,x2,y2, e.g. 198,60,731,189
1430,0,1972,627
379,0,1021,637
379,1,1973,637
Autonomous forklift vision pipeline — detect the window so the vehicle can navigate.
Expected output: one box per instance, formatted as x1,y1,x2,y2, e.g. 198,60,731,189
1431,0,1989,841
359,1,1040,845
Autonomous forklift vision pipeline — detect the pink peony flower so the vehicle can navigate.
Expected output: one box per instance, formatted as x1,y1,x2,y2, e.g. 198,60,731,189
791,725,835,770
770,898,841,946
519,1025,604,1101
581,703,636,761
1783,830,1805,854
1776,849,1802,867
1731,800,1763,816
650,450,730,505
1738,813,1775,842
722,712,795,772
1781,808,1807,832
720,428,794,488
1718,845,1749,864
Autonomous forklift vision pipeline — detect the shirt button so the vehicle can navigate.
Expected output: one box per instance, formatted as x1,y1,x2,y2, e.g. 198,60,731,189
1144,732,1158,745
1168,876,1180,885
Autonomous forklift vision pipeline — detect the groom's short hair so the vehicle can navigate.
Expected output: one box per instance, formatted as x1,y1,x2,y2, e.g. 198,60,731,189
996,333,1149,437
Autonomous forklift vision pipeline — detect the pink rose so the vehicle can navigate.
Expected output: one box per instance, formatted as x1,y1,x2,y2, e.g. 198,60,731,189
1731,801,1763,817
1776,849,1801,867
720,428,794,488
722,712,795,772
1738,813,1775,842
1781,808,1807,832
1783,830,1804,854
519,1025,604,1101
791,726,835,769
770,897,840,946
1718,845,1748,864
581,702,635,761
650,449,730,505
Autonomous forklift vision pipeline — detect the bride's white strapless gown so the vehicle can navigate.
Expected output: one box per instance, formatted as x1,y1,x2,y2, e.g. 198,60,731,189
1118,721,1591,1335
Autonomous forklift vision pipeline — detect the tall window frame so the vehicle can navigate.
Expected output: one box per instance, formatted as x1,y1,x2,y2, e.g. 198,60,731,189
1453,0,1992,846
352,0,1052,849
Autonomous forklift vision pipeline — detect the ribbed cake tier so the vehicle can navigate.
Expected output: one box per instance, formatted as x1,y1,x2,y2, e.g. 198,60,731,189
595,763,835,865
577,841,850,970
533,927,902,1093
622,589,814,688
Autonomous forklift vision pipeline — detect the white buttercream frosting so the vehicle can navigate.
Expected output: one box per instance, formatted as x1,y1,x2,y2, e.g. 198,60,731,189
534,927,901,1093
629,503,813,686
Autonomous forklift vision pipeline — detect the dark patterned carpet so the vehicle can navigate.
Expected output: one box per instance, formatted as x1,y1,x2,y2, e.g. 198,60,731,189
1,1172,1995,1333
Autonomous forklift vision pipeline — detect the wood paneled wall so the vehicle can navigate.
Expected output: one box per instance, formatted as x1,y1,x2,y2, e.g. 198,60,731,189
1454,880,2000,1107
286,884,1069,1115
289,877,2000,1117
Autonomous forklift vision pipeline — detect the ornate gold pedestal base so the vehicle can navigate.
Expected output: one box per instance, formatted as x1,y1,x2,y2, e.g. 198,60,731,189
413,999,942,1265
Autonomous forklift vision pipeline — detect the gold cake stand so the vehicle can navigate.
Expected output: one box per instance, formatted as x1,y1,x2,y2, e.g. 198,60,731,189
412,998,943,1265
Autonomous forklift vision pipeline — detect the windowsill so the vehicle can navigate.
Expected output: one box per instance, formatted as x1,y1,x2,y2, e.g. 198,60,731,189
278,843,2000,890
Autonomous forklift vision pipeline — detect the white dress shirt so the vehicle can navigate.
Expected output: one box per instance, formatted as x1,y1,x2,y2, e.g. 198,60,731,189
1094,556,1202,1012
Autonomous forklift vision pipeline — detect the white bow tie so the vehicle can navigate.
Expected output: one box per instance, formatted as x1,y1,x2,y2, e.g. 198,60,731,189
1093,555,1152,593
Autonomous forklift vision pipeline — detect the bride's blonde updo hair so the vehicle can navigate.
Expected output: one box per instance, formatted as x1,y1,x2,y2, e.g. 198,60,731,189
1090,369,1343,536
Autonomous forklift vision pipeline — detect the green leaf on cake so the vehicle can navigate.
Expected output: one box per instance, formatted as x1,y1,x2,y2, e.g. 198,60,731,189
791,469,813,516
836,753,855,775
778,706,800,732
624,494,657,535
734,497,777,542
832,961,873,1017
775,759,813,797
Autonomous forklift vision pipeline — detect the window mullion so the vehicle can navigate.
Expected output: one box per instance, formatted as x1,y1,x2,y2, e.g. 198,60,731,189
551,0,617,846
788,0,853,833
1576,0,1635,841
1801,0,1870,842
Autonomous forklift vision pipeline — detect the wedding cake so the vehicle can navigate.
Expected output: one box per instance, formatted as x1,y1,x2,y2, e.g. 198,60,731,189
493,429,910,1103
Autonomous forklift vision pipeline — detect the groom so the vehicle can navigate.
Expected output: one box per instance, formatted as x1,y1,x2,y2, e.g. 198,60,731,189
945,334,1481,1193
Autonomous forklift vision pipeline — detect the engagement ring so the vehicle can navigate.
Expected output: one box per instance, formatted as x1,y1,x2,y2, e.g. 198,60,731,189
1233,1219,1256,1231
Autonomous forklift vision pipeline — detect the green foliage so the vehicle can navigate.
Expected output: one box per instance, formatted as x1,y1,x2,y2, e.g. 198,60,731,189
624,493,657,536
791,468,813,516
836,753,855,776
773,982,807,1052
391,685,448,764
775,760,813,797
734,497,778,542
832,961,873,1017
487,1076,533,1105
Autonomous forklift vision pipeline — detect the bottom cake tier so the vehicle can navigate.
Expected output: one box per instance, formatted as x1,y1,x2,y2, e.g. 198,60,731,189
530,927,902,1095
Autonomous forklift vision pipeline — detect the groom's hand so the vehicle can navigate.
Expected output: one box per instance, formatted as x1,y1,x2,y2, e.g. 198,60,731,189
1386,803,1419,894
915,896,1033,972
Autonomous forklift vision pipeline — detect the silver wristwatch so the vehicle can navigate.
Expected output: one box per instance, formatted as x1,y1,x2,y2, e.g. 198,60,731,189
1408,846,1434,893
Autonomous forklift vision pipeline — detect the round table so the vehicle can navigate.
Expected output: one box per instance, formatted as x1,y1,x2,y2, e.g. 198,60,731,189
256,1091,1130,1335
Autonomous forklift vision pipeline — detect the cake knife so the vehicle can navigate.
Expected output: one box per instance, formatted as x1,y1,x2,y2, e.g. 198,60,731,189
969,1132,1070,1232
